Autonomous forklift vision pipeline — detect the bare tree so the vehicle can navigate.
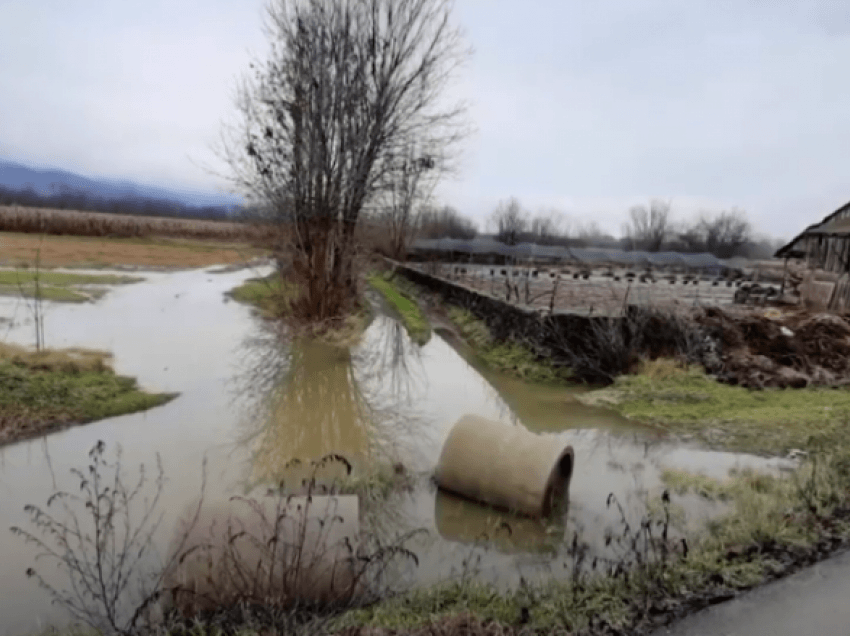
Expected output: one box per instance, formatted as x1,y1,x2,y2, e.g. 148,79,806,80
623,199,671,252
222,0,470,323
574,221,615,247
700,209,751,258
416,204,477,239
489,197,527,245
677,209,752,258
529,209,566,245
381,142,441,260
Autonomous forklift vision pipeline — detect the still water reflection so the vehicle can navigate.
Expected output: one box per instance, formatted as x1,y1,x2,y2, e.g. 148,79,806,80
0,268,794,634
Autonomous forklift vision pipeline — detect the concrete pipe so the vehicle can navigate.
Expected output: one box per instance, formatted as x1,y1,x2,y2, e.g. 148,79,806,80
434,414,574,518
435,489,564,554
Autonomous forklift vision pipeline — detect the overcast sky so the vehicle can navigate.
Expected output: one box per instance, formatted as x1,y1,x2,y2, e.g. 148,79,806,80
3,0,850,241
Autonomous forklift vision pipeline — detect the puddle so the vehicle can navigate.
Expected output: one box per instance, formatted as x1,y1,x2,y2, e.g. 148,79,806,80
0,268,796,634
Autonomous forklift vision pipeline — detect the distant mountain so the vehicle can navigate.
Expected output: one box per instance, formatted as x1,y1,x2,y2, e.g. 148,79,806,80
0,158,243,210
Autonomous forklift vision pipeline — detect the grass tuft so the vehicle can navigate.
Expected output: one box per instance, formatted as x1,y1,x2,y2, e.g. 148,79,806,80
447,306,571,384
227,272,301,317
368,272,431,345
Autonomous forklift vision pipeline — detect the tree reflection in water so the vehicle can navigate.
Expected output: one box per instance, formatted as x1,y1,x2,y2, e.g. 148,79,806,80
230,315,430,537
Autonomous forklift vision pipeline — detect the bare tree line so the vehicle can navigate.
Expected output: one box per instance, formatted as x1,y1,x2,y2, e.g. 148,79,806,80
471,196,776,259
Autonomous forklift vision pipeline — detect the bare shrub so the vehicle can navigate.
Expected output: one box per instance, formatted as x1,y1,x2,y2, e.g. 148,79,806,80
164,456,424,632
11,443,424,635
543,306,711,384
10,441,198,635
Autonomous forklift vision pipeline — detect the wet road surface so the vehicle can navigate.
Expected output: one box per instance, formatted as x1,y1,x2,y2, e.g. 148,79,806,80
655,549,850,636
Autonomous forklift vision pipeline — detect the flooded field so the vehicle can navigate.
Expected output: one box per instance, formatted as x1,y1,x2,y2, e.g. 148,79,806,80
0,266,795,635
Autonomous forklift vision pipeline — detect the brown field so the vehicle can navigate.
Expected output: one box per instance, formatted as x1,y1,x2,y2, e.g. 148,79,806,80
0,232,268,269
0,205,268,242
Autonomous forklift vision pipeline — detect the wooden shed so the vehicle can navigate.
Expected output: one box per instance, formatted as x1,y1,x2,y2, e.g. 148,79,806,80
775,200,850,310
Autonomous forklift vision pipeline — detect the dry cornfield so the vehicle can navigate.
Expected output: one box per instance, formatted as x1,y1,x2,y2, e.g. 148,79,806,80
0,205,269,242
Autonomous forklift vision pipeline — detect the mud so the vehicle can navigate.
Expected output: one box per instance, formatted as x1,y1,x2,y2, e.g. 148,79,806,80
697,307,850,388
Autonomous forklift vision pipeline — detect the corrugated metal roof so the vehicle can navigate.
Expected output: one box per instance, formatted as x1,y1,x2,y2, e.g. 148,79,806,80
409,239,735,268
809,217,850,235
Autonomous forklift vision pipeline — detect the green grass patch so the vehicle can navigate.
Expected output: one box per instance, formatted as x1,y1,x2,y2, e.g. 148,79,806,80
0,343,176,445
580,361,850,455
0,270,141,286
368,272,431,345
226,272,300,317
446,306,571,384
0,269,142,303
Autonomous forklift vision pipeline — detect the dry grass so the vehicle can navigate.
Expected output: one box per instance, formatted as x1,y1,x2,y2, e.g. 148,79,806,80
0,205,269,241
0,341,112,373
0,231,268,269
635,357,694,381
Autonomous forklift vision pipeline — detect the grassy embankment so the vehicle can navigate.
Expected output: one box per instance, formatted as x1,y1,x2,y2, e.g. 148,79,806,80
367,272,431,345
0,342,176,446
379,270,566,382
446,306,571,384
581,358,850,455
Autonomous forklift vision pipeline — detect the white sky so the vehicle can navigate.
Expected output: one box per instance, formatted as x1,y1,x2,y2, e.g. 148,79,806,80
3,0,850,241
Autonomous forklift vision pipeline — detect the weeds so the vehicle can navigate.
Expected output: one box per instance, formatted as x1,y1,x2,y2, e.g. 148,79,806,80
14,433,850,635
11,442,177,635
446,307,570,384
12,445,426,635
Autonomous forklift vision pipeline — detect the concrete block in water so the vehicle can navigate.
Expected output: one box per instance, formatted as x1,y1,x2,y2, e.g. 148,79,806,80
434,414,574,518
165,495,360,616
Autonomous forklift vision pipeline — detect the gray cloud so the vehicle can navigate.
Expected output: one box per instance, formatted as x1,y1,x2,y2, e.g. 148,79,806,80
3,0,849,240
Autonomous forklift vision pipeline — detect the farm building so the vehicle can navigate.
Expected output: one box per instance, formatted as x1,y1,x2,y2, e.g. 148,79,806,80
775,199,850,310
408,236,730,275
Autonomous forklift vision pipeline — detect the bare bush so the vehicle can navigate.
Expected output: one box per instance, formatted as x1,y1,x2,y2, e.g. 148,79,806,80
10,441,198,635
489,197,528,246
542,306,711,384
166,456,423,631
678,209,752,259
11,441,424,635
623,199,671,252
416,204,477,239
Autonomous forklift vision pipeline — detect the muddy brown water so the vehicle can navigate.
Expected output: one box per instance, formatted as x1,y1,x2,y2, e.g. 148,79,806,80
0,267,795,635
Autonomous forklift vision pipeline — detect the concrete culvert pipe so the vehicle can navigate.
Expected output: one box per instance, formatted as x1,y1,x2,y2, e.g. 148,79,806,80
434,415,574,518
